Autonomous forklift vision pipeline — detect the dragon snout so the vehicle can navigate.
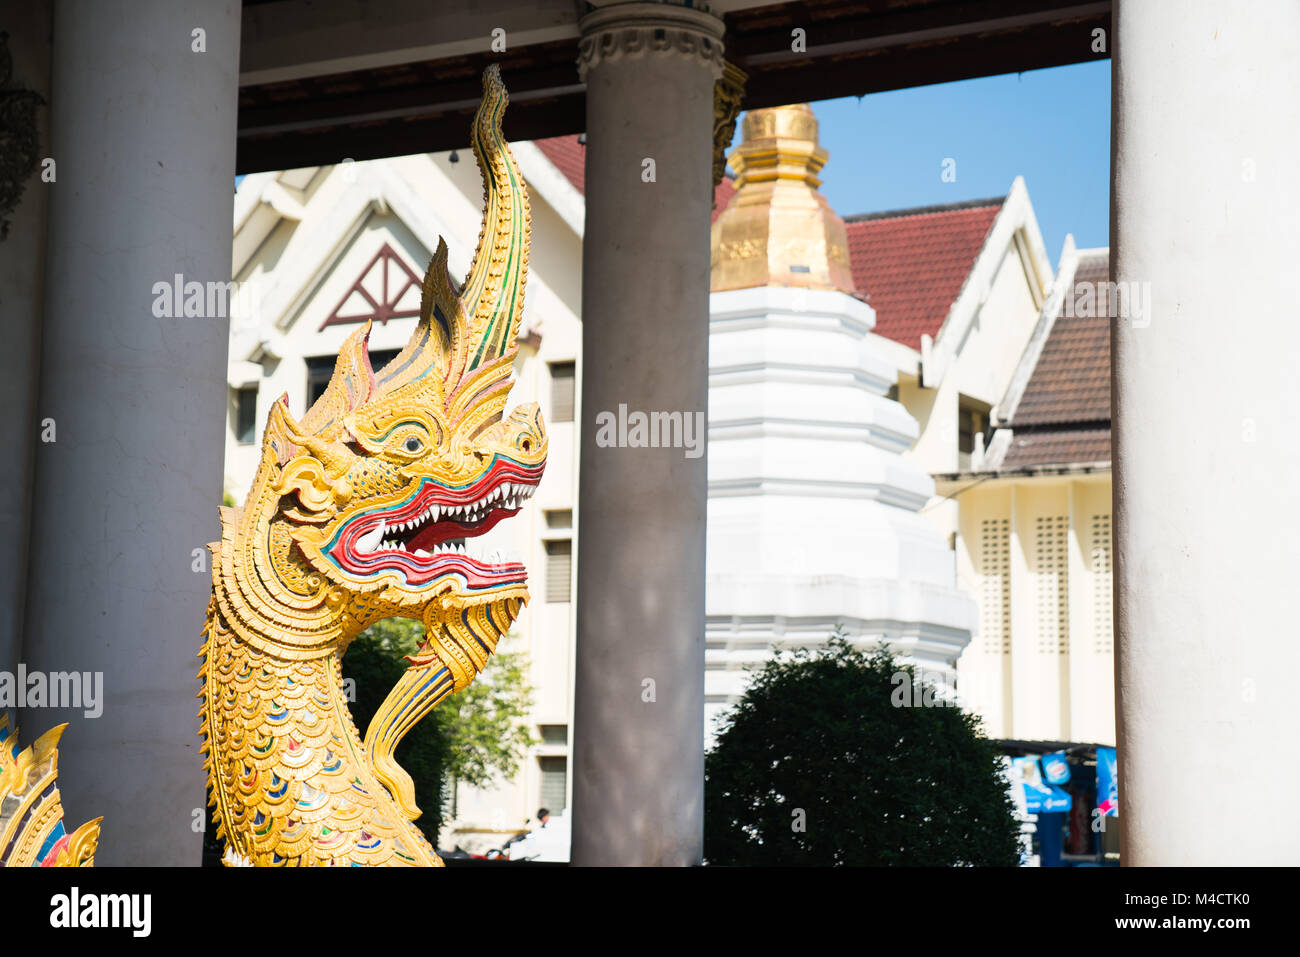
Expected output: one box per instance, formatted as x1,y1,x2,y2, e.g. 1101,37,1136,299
493,402,548,464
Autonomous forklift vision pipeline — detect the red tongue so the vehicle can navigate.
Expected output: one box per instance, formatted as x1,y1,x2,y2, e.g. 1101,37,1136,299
405,509,516,552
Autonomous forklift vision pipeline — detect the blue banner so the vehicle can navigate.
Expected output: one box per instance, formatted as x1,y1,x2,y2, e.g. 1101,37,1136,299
1042,750,1071,785
1096,747,1118,817
1012,756,1072,813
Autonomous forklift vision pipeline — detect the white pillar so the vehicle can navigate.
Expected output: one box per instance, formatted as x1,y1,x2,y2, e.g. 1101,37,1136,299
1112,0,1300,864
21,0,241,865
571,1,723,866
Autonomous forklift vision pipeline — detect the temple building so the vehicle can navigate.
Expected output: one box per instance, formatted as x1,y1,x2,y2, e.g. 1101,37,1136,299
222,102,1071,851
7,0,1292,869
935,244,1115,747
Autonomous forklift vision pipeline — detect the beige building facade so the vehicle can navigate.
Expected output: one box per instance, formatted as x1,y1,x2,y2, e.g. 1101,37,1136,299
937,246,1115,746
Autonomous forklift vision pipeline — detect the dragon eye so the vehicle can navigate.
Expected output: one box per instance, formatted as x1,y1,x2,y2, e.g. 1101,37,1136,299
403,436,423,453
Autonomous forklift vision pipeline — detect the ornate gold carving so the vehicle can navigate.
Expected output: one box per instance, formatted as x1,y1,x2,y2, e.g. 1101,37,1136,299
200,66,547,866
710,104,857,294
578,2,725,81
713,61,748,191
0,716,102,867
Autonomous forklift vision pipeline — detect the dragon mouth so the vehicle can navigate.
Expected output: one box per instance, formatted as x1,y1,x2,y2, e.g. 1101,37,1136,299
327,455,544,589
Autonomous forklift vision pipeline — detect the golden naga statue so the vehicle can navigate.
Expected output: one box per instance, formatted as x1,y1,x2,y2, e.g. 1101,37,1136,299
0,716,101,867
199,65,547,866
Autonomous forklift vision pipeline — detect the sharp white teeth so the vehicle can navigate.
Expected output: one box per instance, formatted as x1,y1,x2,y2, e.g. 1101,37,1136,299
357,523,384,554
414,548,430,557
430,505,440,523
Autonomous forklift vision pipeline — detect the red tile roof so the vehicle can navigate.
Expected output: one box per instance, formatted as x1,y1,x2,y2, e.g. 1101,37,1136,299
533,140,1004,346
534,135,739,224
535,136,586,195
843,200,1004,349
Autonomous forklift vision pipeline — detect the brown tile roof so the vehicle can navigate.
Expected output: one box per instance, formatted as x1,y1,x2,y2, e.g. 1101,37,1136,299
534,134,736,222
1010,251,1111,427
844,200,1004,349
998,427,1111,469
998,250,1111,470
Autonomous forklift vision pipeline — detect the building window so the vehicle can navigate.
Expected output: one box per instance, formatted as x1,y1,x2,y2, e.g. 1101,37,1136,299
539,724,567,746
545,540,572,603
539,756,567,812
306,356,335,409
306,348,401,408
549,361,575,423
958,397,991,468
1091,514,1113,654
544,509,572,530
1034,515,1070,655
235,386,258,445
979,518,1011,655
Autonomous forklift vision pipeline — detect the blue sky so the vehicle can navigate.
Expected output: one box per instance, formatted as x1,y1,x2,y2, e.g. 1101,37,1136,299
795,59,1111,267
240,60,1110,265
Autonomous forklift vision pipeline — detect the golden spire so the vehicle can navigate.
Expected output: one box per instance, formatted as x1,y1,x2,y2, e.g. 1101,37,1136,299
710,104,855,294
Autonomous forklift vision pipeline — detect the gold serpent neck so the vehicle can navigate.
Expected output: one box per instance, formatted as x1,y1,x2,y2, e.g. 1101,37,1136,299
199,599,442,866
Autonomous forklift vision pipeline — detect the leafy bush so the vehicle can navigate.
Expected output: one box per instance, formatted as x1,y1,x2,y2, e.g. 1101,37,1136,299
704,636,1019,866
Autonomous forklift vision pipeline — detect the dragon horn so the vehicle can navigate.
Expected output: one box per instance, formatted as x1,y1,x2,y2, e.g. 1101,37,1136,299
373,65,530,402
459,63,531,372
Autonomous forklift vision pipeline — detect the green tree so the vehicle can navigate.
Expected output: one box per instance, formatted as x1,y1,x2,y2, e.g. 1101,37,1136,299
704,635,1019,866
341,617,536,847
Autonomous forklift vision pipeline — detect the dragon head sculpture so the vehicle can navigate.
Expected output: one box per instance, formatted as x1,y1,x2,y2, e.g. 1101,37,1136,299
202,65,547,864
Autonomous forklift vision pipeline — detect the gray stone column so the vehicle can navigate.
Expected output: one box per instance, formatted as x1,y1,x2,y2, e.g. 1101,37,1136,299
571,2,722,866
0,4,52,695
1112,0,1300,864
20,0,241,865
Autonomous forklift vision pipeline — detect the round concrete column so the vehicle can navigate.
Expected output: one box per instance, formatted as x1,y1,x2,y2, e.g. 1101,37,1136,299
571,2,723,866
1112,0,1300,864
0,6,52,692
21,0,240,865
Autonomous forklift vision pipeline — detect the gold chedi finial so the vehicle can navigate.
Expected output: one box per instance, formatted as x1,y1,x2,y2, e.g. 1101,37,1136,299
710,104,855,294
